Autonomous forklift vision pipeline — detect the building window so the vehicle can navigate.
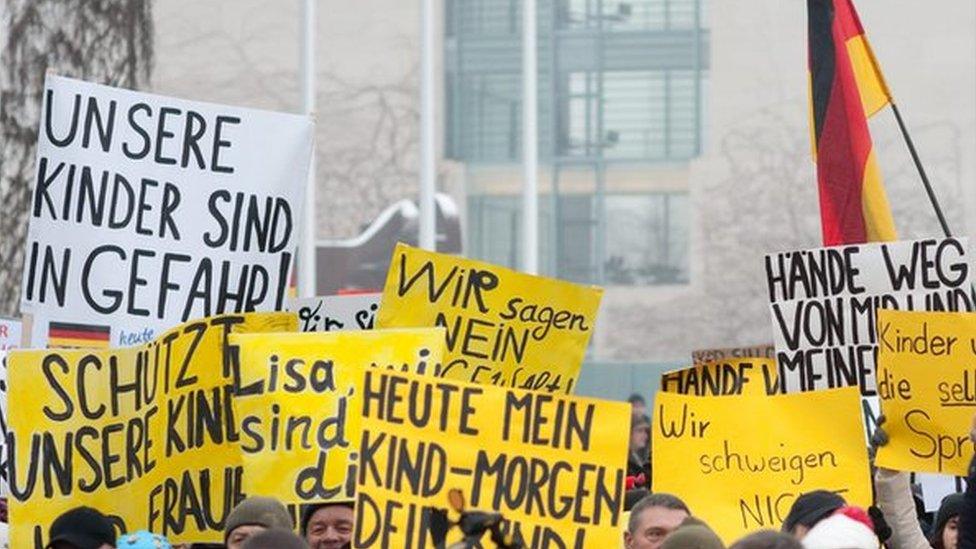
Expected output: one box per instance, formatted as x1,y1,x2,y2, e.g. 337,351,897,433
467,192,689,286
604,194,689,284
449,0,707,286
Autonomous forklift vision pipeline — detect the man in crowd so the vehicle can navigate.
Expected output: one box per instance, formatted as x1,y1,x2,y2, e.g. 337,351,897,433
224,496,293,549
624,493,690,549
46,507,117,549
301,502,354,549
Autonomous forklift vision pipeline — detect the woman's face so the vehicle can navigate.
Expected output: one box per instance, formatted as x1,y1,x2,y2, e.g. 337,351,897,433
943,516,959,549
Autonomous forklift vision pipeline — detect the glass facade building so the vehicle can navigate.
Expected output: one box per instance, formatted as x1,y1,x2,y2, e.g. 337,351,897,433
446,0,709,287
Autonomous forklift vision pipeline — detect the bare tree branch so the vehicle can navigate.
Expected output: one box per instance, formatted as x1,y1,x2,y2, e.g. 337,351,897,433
0,0,154,317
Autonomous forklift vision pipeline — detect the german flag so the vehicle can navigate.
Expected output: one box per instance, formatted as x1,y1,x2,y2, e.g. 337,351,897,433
808,0,897,245
47,321,111,349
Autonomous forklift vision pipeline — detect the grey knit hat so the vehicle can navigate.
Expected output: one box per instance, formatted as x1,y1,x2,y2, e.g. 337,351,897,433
224,497,293,542
241,528,308,549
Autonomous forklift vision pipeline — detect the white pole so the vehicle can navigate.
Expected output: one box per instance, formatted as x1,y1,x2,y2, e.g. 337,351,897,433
419,0,437,250
521,0,539,274
300,0,317,297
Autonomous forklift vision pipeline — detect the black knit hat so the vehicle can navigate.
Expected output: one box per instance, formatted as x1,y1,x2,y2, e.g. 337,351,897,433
46,507,116,549
781,491,845,533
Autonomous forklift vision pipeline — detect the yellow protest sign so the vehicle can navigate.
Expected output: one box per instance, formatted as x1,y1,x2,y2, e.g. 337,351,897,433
354,368,629,547
377,243,602,394
8,312,296,547
652,388,871,543
875,309,976,476
660,358,782,397
231,328,445,506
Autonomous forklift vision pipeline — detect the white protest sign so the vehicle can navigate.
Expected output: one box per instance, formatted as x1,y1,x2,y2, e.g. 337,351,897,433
287,293,380,332
766,237,973,397
0,318,22,351
0,317,21,495
917,473,964,512
20,75,313,347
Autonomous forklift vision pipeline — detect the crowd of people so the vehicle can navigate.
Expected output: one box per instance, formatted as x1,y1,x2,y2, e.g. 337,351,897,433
40,497,353,549
11,402,974,548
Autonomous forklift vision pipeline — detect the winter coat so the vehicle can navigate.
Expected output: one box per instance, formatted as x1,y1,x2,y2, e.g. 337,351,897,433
874,468,930,549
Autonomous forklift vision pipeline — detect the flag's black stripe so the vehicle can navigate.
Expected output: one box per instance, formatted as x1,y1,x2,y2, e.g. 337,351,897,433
808,0,836,148
48,321,110,334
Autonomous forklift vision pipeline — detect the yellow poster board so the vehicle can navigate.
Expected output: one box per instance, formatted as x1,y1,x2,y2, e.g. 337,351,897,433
875,309,976,476
652,388,871,543
231,328,445,505
660,358,782,397
353,368,630,547
376,243,602,394
7,312,296,547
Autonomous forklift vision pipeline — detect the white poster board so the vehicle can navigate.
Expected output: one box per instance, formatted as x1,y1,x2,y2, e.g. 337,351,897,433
0,317,22,495
21,75,313,347
288,293,381,332
766,237,974,396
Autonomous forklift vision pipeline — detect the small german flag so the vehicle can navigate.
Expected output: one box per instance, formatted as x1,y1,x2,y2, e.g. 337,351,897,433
47,321,111,349
808,0,897,245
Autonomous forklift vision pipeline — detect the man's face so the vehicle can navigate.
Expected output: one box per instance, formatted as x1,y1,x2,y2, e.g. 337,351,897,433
227,524,267,549
624,506,688,549
306,505,354,549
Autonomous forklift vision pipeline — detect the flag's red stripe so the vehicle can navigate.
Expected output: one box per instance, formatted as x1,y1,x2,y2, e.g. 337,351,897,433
833,0,866,40
816,1,874,245
48,329,110,341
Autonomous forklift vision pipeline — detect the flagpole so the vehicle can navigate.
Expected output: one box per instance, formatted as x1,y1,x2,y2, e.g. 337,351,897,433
521,0,539,274
300,0,318,297
889,102,952,238
419,0,437,250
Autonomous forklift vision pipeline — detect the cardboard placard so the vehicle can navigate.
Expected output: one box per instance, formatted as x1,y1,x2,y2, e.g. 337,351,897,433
7,312,296,546
875,310,976,476
354,368,629,547
377,243,603,394
288,293,381,332
21,75,312,347
691,345,775,366
231,328,445,505
652,388,872,542
766,237,974,396
0,317,22,495
661,358,781,398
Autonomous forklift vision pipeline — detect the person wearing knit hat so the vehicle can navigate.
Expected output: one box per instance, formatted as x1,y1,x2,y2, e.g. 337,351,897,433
659,517,725,549
241,529,308,549
301,502,353,549
800,506,878,549
224,497,293,549
781,490,845,539
931,493,964,549
46,506,117,549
